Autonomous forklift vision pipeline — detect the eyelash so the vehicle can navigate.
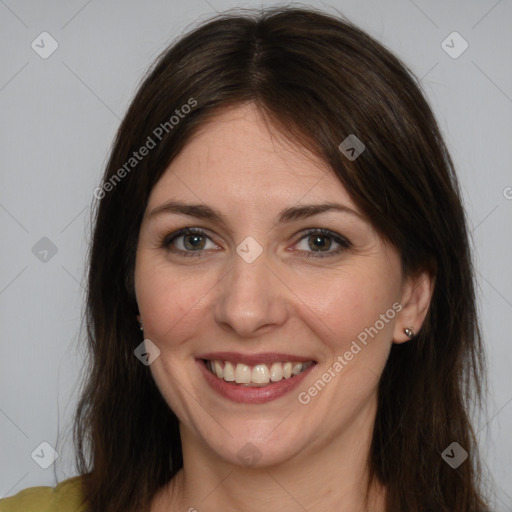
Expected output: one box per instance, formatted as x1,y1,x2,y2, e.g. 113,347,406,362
160,228,351,259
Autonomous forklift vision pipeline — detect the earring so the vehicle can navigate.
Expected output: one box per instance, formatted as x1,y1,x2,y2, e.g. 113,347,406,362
404,327,415,339
137,320,143,331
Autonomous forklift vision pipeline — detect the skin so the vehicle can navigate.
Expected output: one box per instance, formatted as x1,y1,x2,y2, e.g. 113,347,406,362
134,103,433,512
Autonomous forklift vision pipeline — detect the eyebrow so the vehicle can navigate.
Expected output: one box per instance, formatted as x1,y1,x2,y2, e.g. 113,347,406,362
146,200,362,225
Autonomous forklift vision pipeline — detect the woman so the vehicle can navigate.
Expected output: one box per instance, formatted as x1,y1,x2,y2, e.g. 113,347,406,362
0,6,492,512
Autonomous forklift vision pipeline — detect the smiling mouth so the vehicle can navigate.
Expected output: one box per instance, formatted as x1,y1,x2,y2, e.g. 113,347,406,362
204,359,315,387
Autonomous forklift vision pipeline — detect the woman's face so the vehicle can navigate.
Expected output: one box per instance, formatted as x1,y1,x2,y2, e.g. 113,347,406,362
134,103,417,468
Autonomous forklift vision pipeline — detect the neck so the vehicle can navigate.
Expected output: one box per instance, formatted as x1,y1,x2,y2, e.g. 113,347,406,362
152,398,386,512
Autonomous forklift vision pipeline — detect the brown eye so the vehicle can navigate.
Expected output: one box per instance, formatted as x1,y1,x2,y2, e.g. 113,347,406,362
182,233,206,250
308,233,332,251
162,228,218,257
295,229,351,258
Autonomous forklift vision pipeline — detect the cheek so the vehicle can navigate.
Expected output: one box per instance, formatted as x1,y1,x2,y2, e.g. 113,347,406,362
293,265,399,354
134,256,214,344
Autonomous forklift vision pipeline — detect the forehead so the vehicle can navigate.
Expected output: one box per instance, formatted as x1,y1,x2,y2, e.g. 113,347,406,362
147,103,358,213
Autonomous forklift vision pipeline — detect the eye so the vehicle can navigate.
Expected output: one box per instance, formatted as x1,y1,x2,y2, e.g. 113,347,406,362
162,228,218,257
161,227,351,259
294,229,351,258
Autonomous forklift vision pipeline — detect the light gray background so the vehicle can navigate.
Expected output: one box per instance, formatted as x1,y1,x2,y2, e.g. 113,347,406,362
0,0,511,508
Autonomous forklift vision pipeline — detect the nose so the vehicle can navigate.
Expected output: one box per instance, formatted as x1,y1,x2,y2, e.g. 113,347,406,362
214,248,289,338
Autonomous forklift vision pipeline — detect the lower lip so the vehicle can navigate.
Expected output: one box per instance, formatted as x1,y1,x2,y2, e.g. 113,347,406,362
197,359,316,404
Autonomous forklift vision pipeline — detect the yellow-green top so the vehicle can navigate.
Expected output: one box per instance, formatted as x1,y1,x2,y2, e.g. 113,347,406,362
0,476,87,512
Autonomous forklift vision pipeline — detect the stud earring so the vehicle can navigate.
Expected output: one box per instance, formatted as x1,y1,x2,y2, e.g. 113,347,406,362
404,327,415,339
137,320,143,331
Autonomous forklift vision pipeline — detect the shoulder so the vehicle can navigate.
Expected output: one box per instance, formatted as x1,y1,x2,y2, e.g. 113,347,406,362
0,476,87,512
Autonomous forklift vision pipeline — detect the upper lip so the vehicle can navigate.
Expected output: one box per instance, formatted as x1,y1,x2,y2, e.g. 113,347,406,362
197,352,315,366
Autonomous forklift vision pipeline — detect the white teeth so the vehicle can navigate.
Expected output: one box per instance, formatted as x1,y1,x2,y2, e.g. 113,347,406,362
223,361,235,381
213,360,223,378
292,363,303,376
252,364,270,384
269,362,283,382
207,359,313,386
235,363,251,384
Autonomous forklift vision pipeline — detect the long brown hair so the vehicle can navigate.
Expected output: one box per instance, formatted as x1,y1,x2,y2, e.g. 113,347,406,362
74,6,491,511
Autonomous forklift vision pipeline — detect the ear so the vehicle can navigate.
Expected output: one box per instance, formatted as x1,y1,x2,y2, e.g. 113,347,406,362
393,270,434,344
